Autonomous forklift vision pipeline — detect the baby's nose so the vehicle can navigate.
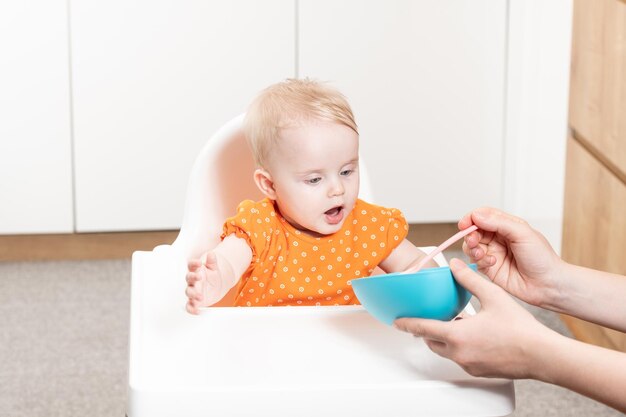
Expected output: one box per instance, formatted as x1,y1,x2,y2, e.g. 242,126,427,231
328,178,345,196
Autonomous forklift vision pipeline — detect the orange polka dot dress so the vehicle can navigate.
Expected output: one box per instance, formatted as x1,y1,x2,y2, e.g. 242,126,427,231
221,198,408,307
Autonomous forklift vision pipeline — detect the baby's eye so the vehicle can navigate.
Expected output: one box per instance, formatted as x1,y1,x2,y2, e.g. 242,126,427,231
306,177,322,184
340,169,353,176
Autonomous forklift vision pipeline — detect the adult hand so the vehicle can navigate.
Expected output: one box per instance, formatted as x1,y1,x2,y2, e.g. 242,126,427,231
459,207,564,309
394,259,556,379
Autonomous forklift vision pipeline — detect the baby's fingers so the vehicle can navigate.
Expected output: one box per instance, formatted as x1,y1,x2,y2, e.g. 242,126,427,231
186,271,201,285
203,252,218,269
188,259,202,271
186,300,200,315
185,285,202,301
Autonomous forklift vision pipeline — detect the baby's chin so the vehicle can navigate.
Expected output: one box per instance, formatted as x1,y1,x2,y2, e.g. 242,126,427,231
293,220,345,238
311,220,347,237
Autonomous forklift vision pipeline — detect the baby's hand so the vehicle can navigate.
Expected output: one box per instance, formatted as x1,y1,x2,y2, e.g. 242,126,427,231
185,252,224,314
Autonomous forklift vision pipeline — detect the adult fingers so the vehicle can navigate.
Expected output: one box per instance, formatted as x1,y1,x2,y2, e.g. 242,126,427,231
470,207,529,242
424,338,450,359
394,317,450,342
458,210,475,231
465,248,497,270
458,210,489,239
462,240,490,262
466,228,498,250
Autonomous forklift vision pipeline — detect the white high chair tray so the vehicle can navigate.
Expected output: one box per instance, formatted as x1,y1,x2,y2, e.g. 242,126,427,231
128,250,514,417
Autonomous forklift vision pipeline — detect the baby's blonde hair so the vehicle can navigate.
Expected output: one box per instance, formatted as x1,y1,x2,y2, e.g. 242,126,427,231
244,78,358,168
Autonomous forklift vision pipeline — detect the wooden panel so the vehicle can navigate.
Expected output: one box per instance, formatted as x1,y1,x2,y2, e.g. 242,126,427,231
569,0,626,175
560,315,623,350
561,136,626,351
562,137,626,273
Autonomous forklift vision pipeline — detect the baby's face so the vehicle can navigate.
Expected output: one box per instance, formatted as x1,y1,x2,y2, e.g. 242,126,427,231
266,120,359,237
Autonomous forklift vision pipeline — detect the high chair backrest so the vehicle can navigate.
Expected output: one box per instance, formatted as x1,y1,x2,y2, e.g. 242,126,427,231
172,113,375,261
172,114,260,259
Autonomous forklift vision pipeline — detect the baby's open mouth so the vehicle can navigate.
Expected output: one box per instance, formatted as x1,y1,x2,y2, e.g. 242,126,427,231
325,206,343,216
324,205,344,225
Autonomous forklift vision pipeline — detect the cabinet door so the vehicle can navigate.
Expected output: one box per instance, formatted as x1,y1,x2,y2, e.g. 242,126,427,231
299,0,506,222
71,0,295,232
569,0,626,171
0,1,73,234
564,0,626,352
562,136,626,351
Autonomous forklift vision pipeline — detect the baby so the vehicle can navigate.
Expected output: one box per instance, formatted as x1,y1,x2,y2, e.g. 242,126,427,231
185,79,436,313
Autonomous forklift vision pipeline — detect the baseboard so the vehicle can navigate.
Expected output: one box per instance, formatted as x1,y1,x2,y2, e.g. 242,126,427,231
0,223,459,261
0,231,178,261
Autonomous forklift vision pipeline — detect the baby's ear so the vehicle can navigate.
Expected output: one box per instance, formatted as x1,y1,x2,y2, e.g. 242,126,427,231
253,169,277,200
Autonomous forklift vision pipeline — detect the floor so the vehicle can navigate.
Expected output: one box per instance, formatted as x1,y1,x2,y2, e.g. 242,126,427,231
0,256,622,417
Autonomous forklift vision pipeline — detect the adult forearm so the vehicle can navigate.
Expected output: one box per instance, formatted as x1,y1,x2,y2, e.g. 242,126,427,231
547,263,626,332
535,333,626,413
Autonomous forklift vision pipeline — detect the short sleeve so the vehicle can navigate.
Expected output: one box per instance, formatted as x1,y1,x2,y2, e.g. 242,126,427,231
384,207,409,251
221,199,273,263
351,200,409,262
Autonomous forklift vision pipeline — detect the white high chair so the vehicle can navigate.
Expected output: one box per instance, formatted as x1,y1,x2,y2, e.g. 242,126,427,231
127,114,514,417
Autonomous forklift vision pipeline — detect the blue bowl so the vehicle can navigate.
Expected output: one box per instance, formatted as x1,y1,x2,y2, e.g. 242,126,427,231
351,265,476,325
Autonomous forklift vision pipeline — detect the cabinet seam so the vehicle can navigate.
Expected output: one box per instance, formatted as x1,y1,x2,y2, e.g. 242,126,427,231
570,126,626,186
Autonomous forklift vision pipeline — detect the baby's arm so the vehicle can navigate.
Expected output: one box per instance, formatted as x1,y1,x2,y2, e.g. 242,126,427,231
185,234,252,314
378,239,438,273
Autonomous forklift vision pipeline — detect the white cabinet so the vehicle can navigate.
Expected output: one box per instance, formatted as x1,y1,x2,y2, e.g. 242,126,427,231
70,0,295,231
0,1,74,234
1,1,570,234
299,0,506,222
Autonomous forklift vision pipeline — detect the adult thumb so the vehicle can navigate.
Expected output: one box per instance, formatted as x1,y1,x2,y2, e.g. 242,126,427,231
449,258,494,301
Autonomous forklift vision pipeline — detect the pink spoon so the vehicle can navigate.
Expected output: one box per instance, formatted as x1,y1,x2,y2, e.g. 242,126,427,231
403,225,478,274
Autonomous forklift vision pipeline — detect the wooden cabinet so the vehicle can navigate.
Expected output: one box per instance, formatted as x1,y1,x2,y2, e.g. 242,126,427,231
562,137,626,351
568,0,626,174
299,0,506,223
70,0,295,232
562,0,626,352
0,0,73,234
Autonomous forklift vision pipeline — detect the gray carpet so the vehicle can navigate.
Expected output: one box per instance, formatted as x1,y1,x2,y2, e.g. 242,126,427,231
0,256,622,417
